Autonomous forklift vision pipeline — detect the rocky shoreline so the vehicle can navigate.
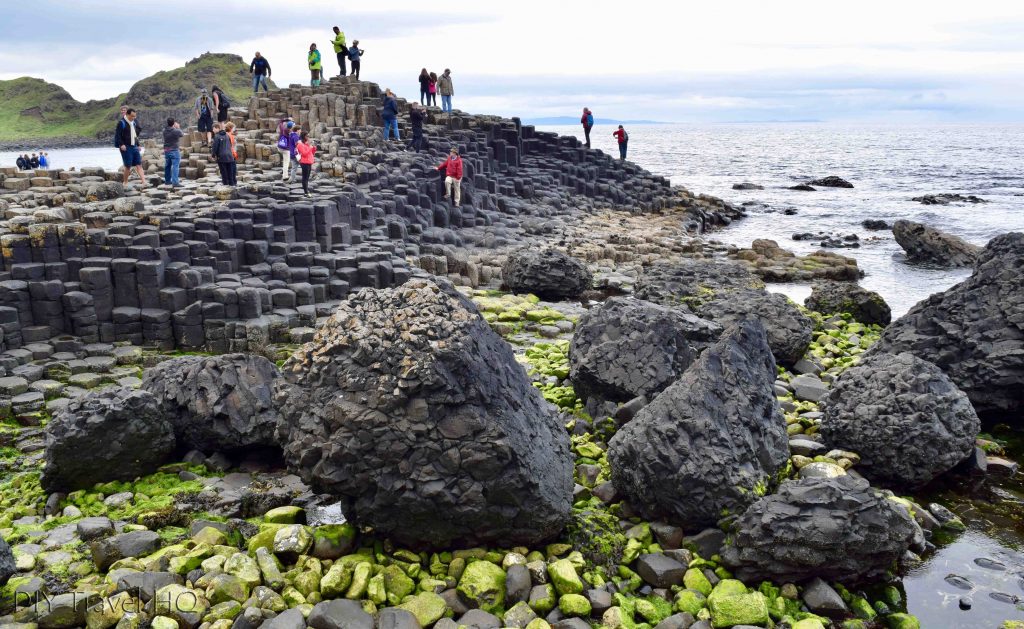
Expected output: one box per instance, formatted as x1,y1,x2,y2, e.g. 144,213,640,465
0,138,106,152
0,75,1022,629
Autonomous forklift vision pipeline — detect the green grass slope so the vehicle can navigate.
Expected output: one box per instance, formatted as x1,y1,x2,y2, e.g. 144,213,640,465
0,53,274,143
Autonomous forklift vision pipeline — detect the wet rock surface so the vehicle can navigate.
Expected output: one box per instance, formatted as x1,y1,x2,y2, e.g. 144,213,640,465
276,279,573,548
892,219,982,267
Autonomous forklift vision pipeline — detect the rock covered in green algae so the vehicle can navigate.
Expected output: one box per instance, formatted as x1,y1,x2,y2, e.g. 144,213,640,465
457,559,506,614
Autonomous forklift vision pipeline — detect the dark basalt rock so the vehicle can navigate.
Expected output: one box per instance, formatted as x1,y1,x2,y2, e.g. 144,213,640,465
892,219,982,267
869,232,1024,417
608,319,789,528
789,184,816,191
568,297,722,408
502,248,593,300
807,176,854,188
732,183,764,191
695,289,813,366
861,219,889,230
634,260,762,307
0,536,14,586
804,280,892,326
41,387,175,492
912,193,987,205
821,352,980,488
276,279,573,549
142,353,282,453
720,476,919,584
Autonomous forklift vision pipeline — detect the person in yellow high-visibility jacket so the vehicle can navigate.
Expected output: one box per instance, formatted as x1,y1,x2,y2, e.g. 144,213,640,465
308,43,323,87
332,26,348,77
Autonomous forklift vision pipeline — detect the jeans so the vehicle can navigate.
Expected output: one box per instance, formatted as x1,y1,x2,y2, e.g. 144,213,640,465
351,60,360,79
618,141,628,160
163,149,180,185
383,117,399,140
445,176,461,206
409,133,427,152
441,95,452,112
218,161,237,186
301,163,312,194
336,52,347,76
253,74,269,92
420,88,428,105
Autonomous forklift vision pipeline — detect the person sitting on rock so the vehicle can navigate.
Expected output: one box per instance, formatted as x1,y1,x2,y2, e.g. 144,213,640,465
437,146,464,207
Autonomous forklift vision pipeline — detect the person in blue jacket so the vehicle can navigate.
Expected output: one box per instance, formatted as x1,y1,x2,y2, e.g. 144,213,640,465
250,52,272,93
381,88,399,141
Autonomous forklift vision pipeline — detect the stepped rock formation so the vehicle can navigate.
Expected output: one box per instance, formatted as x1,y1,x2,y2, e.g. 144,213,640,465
869,232,1024,417
275,279,573,548
607,319,789,527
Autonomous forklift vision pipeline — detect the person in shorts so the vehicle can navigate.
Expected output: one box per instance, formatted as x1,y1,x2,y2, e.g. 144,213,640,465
114,108,145,188
195,89,215,145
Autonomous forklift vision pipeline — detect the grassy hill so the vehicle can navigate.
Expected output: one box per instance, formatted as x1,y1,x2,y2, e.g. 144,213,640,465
0,53,274,144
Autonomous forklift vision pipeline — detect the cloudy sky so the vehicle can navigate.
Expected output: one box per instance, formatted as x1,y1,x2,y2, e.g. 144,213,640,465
3,0,1024,122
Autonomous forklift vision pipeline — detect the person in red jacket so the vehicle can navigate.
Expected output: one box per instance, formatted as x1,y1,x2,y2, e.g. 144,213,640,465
437,146,463,207
613,124,629,160
581,107,594,148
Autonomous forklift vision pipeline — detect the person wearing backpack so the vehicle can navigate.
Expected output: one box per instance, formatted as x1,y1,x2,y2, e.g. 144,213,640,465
348,41,363,79
381,88,399,142
250,52,272,93
212,85,231,123
276,118,297,182
308,43,323,87
195,89,215,145
210,122,236,186
581,107,594,148
332,27,348,76
438,69,454,113
613,124,629,160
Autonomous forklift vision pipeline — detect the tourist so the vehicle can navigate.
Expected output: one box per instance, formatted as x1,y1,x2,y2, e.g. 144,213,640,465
382,89,399,142
212,85,231,124
418,68,430,105
296,131,317,197
195,89,215,145
38,152,49,168
437,146,463,207
332,27,347,76
439,69,454,113
581,107,594,149
348,41,363,79
29,153,40,168
115,108,145,188
428,72,438,107
210,122,236,186
613,125,629,160
163,117,184,187
250,52,272,93
276,117,297,181
225,122,239,160
408,102,427,152
308,43,323,87
15,155,27,170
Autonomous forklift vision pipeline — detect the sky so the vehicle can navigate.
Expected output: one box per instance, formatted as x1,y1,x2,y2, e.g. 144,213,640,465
2,0,1024,123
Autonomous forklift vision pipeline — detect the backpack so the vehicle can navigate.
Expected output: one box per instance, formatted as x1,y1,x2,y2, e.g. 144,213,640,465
348,47,360,61
217,90,231,109
586,114,594,126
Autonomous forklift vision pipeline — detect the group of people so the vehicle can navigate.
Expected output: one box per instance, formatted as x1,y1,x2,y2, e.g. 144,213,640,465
581,107,630,160
14,152,48,170
417,69,455,112
194,86,232,146
307,26,364,87
276,117,317,196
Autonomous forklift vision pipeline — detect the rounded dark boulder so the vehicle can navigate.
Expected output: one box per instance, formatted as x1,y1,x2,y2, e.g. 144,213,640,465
892,219,981,267
275,279,573,549
721,476,920,585
501,248,593,300
42,387,175,492
0,536,14,586
142,353,282,453
608,319,789,527
820,352,979,489
808,176,854,188
569,297,722,407
696,289,813,367
804,280,891,326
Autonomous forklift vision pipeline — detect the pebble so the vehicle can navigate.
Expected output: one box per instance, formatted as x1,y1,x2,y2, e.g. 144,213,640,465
974,557,1007,571
944,574,975,590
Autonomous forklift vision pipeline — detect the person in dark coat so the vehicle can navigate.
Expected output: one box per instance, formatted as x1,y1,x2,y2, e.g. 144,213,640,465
381,88,399,141
210,123,236,186
408,102,427,152
15,155,27,170
418,68,430,105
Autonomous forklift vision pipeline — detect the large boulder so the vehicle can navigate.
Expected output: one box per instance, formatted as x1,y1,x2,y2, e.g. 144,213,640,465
0,536,14,586
721,476,919,584
820,353,979,488
607,319,789,527
804,280,891,326
502,248,592,300
696,289,813,366
869,232,1024,417
892,220,982,267
634,260,762,308
807,176,854,188
568,297,722,407
142,353,282,452
42,387,175,492
276,279,573,548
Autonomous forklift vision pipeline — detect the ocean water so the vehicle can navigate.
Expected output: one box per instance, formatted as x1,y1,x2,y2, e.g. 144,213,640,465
539,123,1024,317
0,146,124,172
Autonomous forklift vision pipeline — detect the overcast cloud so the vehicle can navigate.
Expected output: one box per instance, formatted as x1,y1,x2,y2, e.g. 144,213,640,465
2,0,1022,122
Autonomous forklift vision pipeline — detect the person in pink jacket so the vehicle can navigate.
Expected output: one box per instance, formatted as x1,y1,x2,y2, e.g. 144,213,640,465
295,131,317,197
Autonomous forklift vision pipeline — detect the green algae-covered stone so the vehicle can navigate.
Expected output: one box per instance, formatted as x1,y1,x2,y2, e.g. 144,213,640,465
707,579,747,603
312,524,357,560
558,593,592,617
346,562,372,599
384,564,416,605
222,553,261,589
547,559,583,595
792,619,827,629
321,561,354,598
264,506,305,524
204,601,242,622
709,591,769,629
885,613,921,629
150,617,178,629
192,526,228,547
294,569,322,598
205,573,249,605
529,583,557,614
272,524,313,559
398,591,449,626
683,568,713,596
457,560,506,614
526,618,551,629
247,524,286,555
254,547,285,590
368,573,387,605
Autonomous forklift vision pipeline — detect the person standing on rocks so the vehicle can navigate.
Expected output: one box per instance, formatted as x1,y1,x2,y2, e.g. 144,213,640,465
162,117,183,187
581,107,594,148
382,88,400,142
211,85,231,124
276,117,297,182
250,52,272,93
332,27,348,76
428,72,438,106
308,43,323,87
115,107,145,188
408,102,427,152
613,124,629,160
38,152,49,168
210,122,236,186
418,68,430,105
225,121,239,161
296,131,317,197
15,155,27,170
439,69,453,112
348,40,363,79
437,146,464,207
195,89,215,145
